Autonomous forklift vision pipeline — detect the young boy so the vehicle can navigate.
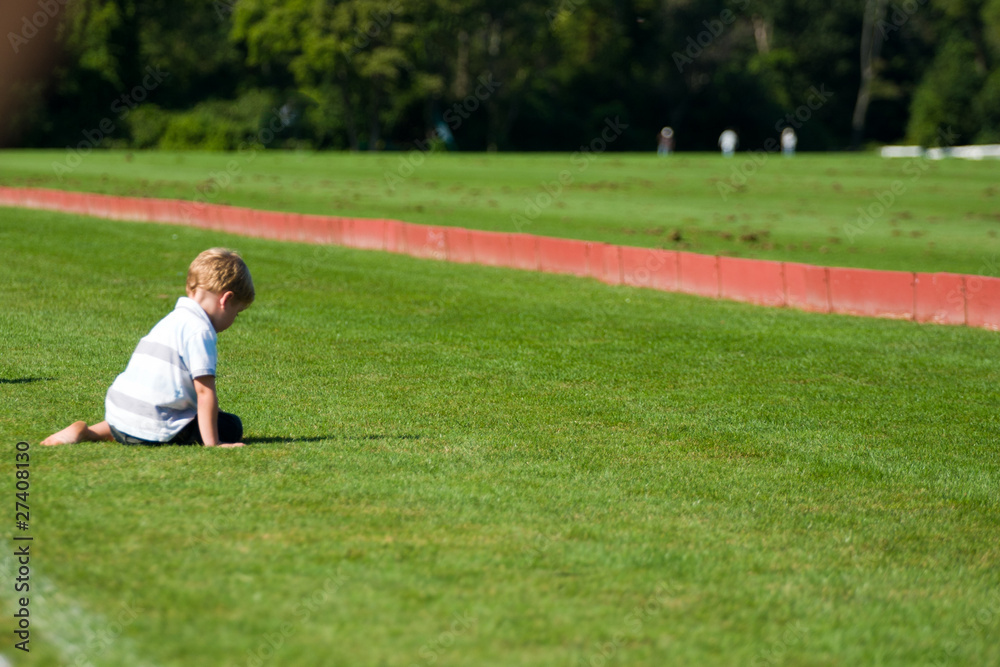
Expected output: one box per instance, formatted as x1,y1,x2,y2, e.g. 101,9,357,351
41,248,254,448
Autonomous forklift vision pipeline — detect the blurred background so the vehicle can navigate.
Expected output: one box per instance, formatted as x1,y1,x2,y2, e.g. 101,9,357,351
2,0,999,153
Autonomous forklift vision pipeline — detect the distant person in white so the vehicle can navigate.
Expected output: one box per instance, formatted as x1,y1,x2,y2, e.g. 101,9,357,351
781,127,797,157
658,126,675,156
719,129,738,157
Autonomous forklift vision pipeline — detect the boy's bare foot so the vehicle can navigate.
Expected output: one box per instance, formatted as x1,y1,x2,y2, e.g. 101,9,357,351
41,421,90,446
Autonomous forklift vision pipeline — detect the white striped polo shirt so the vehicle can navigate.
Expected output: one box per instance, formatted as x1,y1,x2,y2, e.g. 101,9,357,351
105,297,218,441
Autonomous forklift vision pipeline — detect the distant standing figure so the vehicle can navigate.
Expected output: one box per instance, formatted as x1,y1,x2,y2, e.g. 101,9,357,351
657,127,675,156
781,127,797,157
719,129,738,157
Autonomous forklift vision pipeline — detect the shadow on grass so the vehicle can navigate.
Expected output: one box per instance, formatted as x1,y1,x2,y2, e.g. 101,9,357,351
246,434,422,444
0,377,55,385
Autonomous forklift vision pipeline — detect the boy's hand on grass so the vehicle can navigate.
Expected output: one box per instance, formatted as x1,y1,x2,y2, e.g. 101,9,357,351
205,442,245,448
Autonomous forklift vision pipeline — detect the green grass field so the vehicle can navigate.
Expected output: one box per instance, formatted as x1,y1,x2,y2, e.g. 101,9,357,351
2,203,999,666
1,150,999,275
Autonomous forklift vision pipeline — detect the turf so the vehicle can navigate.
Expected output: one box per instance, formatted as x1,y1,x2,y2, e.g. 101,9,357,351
1,149,999,275
1,207,999,666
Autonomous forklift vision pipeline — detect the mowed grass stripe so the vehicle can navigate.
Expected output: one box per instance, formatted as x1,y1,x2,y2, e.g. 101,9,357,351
1,150,999,275
1,208,999,666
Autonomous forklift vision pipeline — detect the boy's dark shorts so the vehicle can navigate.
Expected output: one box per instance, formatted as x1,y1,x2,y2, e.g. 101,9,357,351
110,412,243,446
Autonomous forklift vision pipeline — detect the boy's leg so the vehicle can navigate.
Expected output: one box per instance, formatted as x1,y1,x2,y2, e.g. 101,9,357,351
217,412,244,444
41,420,113,446
172,412,243,445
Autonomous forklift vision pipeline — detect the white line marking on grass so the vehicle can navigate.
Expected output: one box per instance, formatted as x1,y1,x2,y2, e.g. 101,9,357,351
1,550,160,667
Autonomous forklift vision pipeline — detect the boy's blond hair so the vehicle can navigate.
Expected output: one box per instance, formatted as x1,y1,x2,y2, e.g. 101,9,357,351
186,248,255,305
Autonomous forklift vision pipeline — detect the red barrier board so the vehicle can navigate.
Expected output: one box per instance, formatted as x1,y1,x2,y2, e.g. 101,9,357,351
11,187,30,205
119,196,143,222
157,198,183,224
405,224,448,261
341,218,382,250
602,243,624,285
143,197,163,222
287,213,308,242
30,189,51,210
57,191,76,211
828,267,914,320
310,215,343,245
677,252,719,298
55,191,74,214
0,188,22,207
181,200,203,227
108,195,126,221
238,207,261,234
110,195,129,220
253,210,290,240
965,275,1000,330
7,186,1000,331
619,246,678,291
87,194,114,220
200,202,224,231
261,210,288,239
469,230,512,267
118,196,145,223
328,217,349,245
233,208,258,236
509,234,539,271
128,197,149,220
84,193,104,216
142,198,160,222
39,190,59,211
65,192,90,215
537,237,590,277
36,189,61,212
18,188,40,208
46,190,69,211
277,212,300,241
202,204,223,231
914,273,966,325
105,196,125,221
384,220,407,254
784,263,830,313
214,205,245,234
619,246,650,287
184,200,204,228
145,198,167,223
169,199,193,224
446,228,475,264
719,257,786,307
236,209,262,237
64,191,90,215
587,243,622,285
153,198,182,224
33,189,60,211
125,197,148,222
240,209,264,237
140,198,157,223
42,191,62,211
216,202,237,228
186,200,215,228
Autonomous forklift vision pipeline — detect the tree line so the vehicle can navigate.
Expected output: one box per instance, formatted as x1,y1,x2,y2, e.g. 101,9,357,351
8,0,1000,152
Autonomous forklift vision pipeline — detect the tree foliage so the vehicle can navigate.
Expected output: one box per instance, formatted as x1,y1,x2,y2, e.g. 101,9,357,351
12,0,1000,150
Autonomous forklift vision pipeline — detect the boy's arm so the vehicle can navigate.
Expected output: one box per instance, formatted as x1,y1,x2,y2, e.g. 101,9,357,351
193,375,243,448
